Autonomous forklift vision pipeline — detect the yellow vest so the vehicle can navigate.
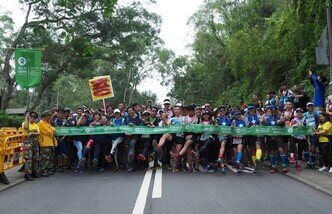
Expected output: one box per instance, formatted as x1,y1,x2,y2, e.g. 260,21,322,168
38,120,58,147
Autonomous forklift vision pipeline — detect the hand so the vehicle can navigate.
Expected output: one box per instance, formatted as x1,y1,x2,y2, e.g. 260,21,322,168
308,70,313,76
25,112,30,118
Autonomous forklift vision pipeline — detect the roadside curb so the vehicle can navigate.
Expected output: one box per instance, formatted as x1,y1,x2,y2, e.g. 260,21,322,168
0,178,25,192
262,162,332,197
283,172,332,197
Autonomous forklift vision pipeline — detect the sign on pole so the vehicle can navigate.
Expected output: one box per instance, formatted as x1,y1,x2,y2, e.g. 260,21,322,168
14,48,42,88
89,76,114,101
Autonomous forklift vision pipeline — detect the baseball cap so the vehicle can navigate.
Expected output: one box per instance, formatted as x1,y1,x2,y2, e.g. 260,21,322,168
306,102,314,106
114,109,121,113
158,109,165,114
175,103,182,107
187,104,197,111
295,108,303,112
269,105,277,111
142,110,151,115
247,105,255,110
163,99,171,105
41,110,52,118
234,111,241,116
64,108,70,112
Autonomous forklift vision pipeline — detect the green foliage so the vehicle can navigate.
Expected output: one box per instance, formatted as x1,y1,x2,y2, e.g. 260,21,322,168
170,0,328,106
0,112,24,128
2,0,162,110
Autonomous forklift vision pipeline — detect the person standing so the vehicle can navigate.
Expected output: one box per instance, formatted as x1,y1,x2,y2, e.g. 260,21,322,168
38,111,58,177
314,112,332,173
309,69,326,111
22,111,41,181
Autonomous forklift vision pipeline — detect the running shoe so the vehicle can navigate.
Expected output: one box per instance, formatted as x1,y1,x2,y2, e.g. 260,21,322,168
187,165,193,173
305,162,312,169
296,162,302,171
92,158,98,168
152,162,160,169
138,154,146,162
282,168,288,173
221,167,226,174
319,166,329,172
105,155,113,163
270,165,276,174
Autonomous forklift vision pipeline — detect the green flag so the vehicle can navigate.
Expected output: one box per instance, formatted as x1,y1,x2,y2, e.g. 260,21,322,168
15,48,41,88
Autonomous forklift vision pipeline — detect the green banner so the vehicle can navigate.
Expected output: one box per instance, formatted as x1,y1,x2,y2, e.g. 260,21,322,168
15,48,41,88
56,125,313,136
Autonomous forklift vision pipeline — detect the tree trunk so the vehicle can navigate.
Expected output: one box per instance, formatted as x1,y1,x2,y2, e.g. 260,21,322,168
123,69,132,104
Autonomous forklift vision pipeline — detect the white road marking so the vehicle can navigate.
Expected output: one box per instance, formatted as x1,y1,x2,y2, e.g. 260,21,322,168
227,165,254,173
244,167,254,171
227,165,237,173
152,168,162,198
132,170,153,214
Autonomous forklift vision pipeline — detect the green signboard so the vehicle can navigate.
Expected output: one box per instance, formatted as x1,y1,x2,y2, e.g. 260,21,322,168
15,48,41,88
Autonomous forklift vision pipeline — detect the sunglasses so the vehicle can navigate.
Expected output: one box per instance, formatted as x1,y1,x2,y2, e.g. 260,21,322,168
30,115,37,119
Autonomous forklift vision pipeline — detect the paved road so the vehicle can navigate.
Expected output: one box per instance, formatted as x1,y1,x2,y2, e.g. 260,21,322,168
0,168,331,214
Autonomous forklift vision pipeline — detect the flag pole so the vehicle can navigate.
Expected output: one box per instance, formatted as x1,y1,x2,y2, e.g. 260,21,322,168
103,99,107,115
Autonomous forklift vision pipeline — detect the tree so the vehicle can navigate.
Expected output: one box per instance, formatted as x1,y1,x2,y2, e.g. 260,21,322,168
169,0,328,106
0,0,118,110
1,0,163,110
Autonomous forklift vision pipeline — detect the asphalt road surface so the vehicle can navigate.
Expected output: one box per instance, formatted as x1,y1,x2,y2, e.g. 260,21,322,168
0,167,331,214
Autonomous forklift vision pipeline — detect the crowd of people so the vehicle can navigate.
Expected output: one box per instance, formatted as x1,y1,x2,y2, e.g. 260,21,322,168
21,71,332,181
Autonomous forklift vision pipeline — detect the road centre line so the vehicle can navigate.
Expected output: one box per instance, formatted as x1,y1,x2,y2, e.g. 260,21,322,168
132,170,153,214
152,168,162,198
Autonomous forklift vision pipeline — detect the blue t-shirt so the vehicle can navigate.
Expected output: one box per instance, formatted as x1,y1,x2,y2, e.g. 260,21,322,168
110,117,125,139
247,114,259,126
217,116,231,126
234,119,246,127
265,114,282,126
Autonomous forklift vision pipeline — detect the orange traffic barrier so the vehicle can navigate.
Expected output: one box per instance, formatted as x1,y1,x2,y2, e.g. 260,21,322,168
0,128,26,184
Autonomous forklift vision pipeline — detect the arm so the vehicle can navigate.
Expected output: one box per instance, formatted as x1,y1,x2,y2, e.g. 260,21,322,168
326,105,332,116
23,112,29,130
39,121,55,136
314,128,329,136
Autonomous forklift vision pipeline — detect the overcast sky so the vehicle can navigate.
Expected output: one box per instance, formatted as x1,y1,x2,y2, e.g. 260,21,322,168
0,0,203,103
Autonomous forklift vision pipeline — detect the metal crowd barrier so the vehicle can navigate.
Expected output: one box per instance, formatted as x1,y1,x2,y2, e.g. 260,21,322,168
0,128,25,185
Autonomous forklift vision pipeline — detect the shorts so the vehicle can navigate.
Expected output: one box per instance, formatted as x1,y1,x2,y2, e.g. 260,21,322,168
217,135,228,142
232,137,242,148
185,133,198,142
173,136,185,145
266,136,284,151
243,136,257,148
